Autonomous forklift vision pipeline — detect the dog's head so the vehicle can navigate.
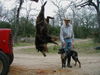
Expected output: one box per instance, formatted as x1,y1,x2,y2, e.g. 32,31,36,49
58,48,65,54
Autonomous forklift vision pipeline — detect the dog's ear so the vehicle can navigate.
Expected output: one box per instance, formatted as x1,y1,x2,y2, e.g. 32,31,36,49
60,48,65,53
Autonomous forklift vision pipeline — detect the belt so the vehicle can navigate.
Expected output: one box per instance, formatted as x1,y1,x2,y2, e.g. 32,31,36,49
65,37,71,39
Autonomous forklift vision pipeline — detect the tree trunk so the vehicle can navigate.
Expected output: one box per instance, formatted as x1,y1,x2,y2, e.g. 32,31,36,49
14,0,24,43
97,12,100,28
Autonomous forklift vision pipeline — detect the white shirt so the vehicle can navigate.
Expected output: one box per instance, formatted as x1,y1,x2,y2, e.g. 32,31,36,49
60,23,74,43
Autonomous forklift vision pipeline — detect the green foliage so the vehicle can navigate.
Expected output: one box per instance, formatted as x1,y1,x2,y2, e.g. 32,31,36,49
74,39,100,54
92,29,100,43
0,21,11,28
14,39,100,54
48,25,60,36
14,48,36,54
48,45,60,53
18,17,35,37
14,42,33,47
11,17,36,38
74,25,92,38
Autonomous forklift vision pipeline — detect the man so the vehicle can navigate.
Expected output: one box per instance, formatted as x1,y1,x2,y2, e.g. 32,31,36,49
59,19,74,68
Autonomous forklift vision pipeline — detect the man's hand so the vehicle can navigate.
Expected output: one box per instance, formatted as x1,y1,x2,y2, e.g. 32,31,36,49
62,42,66,48
72,40,74,48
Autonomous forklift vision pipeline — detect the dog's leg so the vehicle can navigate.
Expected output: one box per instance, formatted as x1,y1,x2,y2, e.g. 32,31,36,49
67,51,72,68
72,56,81,68
61,58,65,68
64,55,67,67
72,56,77,66
61,54,66,68
71,50,81,68
77,59,81,68
61,54,64,68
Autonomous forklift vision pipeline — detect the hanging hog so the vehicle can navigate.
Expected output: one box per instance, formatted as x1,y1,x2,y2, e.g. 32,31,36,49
35,1,58,57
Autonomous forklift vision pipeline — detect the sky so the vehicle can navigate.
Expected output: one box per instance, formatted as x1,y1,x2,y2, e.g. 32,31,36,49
0,0,97,18
0,0,15,10
0,0,60,17
0,0,81,17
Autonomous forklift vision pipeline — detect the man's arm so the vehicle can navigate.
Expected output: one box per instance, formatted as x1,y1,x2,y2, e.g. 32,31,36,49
60,26,65,43
71,25,74,48
71,24,74,40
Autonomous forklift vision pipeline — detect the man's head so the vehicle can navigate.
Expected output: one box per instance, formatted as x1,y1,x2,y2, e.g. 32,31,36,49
30,0,39,2
64,19,70,25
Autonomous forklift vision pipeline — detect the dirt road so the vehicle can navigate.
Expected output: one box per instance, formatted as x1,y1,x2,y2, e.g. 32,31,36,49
8,46,100,75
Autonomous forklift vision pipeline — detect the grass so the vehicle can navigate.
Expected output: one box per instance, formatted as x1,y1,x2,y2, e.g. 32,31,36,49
48,45,60,53
74,39,100,54
14,39,100,55
14,48,37,54
14,42,33,47
48,39,100,54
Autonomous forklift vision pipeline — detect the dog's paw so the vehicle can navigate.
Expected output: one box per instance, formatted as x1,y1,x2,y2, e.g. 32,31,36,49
79,65,81,68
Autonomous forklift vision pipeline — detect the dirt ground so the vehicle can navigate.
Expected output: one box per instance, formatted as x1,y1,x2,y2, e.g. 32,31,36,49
8,54,100,75
8,40,100,75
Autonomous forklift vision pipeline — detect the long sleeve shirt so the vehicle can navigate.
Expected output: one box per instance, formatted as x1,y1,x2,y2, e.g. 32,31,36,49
60,23,74,43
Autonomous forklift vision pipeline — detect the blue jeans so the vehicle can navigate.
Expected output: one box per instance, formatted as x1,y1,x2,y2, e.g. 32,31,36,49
64,38,72,51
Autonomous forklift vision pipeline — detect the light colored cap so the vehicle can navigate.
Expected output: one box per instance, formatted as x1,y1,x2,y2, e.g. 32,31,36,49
64,18,70,21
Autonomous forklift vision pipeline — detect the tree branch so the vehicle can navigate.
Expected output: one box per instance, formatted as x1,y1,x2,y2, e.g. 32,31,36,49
91,2,99,12
16,0,24,23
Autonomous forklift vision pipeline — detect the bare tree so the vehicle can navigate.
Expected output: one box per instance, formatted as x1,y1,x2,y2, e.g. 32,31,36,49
16,0,24,24
76,0,100,29
51,0,78,26
51,0,68,25
0,2,3,20
14,0,39,42
13,0,24,43
0,2,9,21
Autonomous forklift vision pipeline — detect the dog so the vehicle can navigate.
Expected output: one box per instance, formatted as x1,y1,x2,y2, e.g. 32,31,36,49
59,48,81,68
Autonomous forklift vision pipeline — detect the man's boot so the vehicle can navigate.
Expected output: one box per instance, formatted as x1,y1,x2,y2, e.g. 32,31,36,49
67,64,72,68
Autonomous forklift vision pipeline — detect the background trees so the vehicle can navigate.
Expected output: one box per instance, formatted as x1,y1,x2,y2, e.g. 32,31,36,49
0,0,99,43
76,0,100,42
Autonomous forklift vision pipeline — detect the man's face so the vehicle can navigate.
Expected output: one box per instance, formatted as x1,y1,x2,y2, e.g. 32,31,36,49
64,20,70,25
